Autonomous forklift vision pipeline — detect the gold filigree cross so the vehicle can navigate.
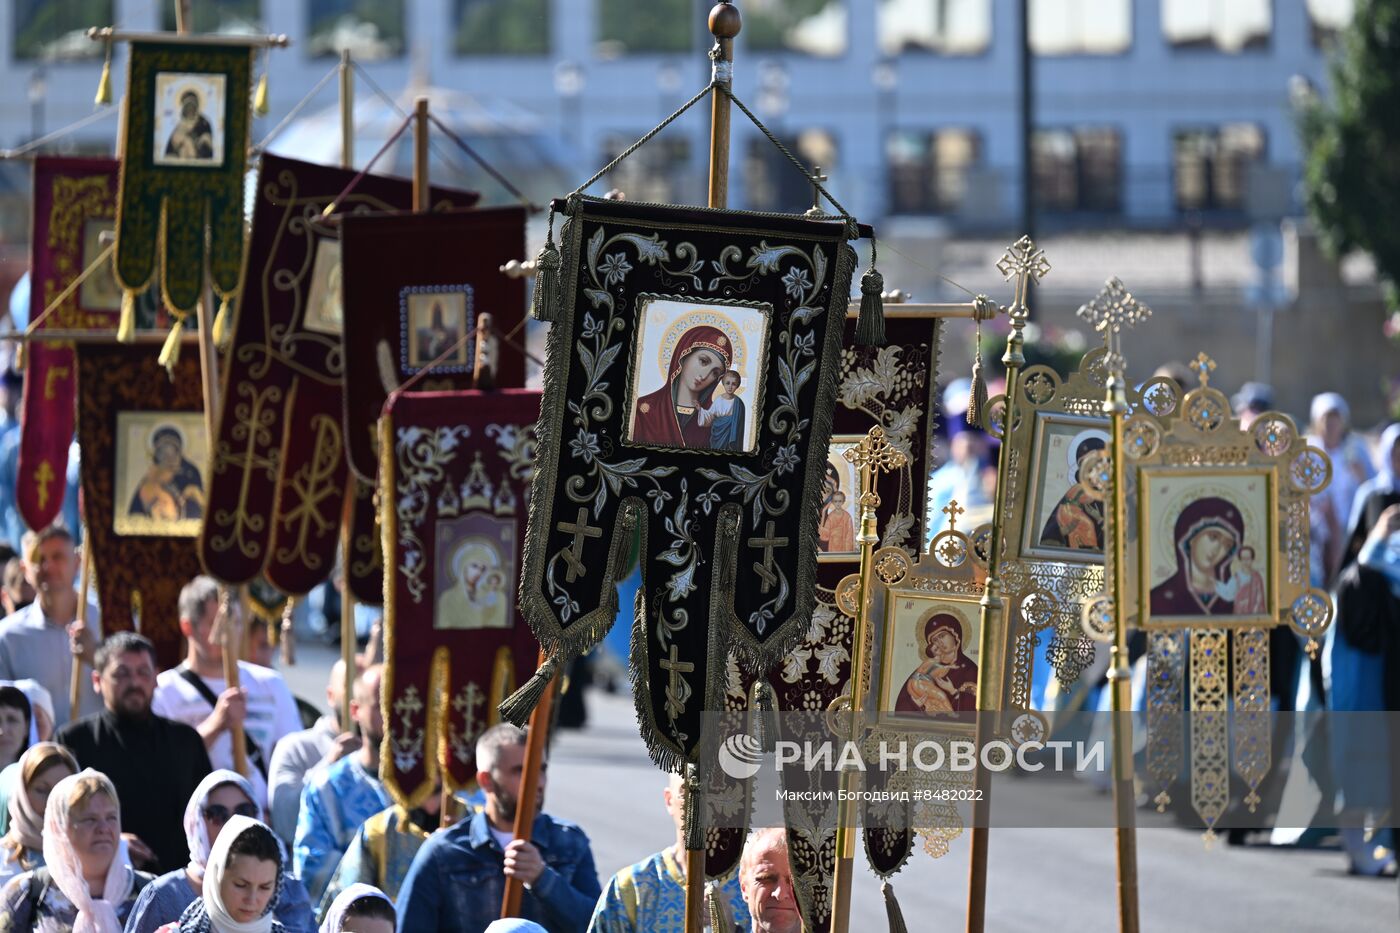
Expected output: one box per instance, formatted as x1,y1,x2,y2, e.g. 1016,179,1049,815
995,235,1051,321
842,425,909,511
1191,352,1216,388
941,499,965,534
1077,277,1153,377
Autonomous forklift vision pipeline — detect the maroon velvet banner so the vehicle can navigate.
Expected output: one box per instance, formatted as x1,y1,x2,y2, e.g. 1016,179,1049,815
76,343,207,667
19,157,123,531
200,154,475,599
339,206,528,482
380,389,541,808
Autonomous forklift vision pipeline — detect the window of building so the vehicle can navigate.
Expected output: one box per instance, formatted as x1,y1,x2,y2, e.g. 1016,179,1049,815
160,1,262,33
14,0,112,60
1307,0,1353,46
597,134,692,205
1162,0,1272,52
1172,124,1265,211
308,0,405,59
886,128,980,214
1032,127,1122,213
452,0,549,55
745,0,848,57
596,0,691,57
743,129,839,213
1030,0,1131,54
877,0,991,56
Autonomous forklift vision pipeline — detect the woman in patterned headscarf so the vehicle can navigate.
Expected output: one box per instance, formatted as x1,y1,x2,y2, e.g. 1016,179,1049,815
0,769,154,931
630,325,732,449
0,743,77,886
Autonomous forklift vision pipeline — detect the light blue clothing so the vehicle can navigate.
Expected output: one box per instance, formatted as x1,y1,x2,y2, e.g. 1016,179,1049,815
293,756,391,903
1357,525,1400,597
587,848,749,933
123,867,315,933
925,461,990,548
0,600,102,726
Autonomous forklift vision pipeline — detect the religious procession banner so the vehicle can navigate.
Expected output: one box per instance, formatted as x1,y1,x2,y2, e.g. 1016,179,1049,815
513,195,862,769
771,312,943,929
19,157,124,531
339,206,528,482
76,343,207,667
199,153,476,598
380,389,541,808
113,41,251,348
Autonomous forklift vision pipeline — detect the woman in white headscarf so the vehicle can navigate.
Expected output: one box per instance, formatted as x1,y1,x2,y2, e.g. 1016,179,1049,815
1307,392,1376,584
0,769,154,931
0,743,78,885
126,771,313,933
317,883,394,933
154,815,286,933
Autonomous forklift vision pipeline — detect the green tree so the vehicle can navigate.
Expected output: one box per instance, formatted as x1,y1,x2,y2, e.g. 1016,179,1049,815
1298,0,1400,342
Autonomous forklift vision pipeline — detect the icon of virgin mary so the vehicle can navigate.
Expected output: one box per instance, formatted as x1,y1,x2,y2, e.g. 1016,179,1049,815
436,539,508,630
895,612,978,716
1149,496,1245,617
630,324,733,449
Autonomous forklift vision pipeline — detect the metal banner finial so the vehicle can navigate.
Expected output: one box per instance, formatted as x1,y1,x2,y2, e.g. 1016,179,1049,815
1077,276,1152,340
1191,352,1216,388
995,235,1050,284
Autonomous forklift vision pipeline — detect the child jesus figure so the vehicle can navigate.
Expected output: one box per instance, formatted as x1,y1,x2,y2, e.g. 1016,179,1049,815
696,369,746,451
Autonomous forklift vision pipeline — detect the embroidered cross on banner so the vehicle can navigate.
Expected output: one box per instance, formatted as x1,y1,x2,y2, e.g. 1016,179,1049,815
749,520,790,594
659,643,694,720
556,507,602,582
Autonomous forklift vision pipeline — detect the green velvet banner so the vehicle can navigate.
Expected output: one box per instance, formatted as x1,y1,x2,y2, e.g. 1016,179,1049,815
114,41,251,313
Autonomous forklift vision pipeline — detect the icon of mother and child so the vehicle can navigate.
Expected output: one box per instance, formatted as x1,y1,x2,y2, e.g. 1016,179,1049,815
630,324,748,451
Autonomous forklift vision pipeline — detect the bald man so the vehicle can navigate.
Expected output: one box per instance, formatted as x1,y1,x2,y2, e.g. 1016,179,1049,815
267,657,361,845
294,663,390,902
738,828,800,933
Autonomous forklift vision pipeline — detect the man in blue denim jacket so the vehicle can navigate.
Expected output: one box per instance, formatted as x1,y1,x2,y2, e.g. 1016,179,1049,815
397,723,601,932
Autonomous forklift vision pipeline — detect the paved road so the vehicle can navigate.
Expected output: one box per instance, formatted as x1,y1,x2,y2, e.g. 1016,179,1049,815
279,644,1397,931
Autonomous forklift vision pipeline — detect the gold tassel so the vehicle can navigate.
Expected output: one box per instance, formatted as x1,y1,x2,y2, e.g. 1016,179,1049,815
855,265,885,347
967,313,987,426
13,343,24,374
95,44,113,106
211,294,233,352
705,881,732,933
254,71,269,117
116,290,137,343
497,654,557,727
157,316,185,378
749,680,776,752
882,880,909,933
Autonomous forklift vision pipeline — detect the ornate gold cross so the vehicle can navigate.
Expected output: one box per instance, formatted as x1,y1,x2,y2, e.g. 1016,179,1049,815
1191,352,1216,388
995,235,1051,322
942,499,965,533
1077,276,1153,377
842,425,908,512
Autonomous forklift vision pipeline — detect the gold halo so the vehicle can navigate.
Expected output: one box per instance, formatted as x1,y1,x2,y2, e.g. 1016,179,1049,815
451,538,499,582
656,308,746,384
916,604,971,654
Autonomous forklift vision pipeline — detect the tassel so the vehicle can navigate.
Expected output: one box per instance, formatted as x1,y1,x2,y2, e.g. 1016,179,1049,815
530,240,561,324
749,680,776,753
212,294,232,352
157,316,185,378
95,42,113,107
498,654,558,727
967,300,988,426
882,880,909,933
856,265,885,346
116,290,137,343
254,71,269,117
705,881,732,933
13,343,24,374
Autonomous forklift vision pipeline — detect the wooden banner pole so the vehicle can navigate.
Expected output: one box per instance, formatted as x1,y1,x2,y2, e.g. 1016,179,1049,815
69,520,94,719
501,650,556,918
339,49,353,170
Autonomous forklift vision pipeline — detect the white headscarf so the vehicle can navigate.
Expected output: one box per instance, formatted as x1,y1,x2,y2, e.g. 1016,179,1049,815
184,770,259,883
201,814,282,933
5,742,74,855
1311,391,1350,434
41,769,135,933
1375,423,1400,494
318,883,393,933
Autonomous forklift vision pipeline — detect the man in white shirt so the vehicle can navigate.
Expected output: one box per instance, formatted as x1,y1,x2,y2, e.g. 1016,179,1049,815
0,527,101,725
151,575,301,809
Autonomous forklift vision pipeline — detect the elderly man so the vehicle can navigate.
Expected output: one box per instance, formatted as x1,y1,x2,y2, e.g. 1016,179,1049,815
396,723,600,932
294,663,391,902
0,527,100,725
267,656,360,845
152,576,301,810
589,772,748,932
55,632,212,873
737,828,800,933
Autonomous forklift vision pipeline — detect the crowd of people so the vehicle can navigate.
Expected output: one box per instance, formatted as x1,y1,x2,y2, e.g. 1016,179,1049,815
0,529,799,932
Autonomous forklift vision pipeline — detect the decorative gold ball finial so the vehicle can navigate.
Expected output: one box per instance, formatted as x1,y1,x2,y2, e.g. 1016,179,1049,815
710,2,743,38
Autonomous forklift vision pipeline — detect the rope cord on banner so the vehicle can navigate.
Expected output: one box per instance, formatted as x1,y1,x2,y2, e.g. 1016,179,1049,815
0,108,118,160
249,62,340,156
425,114,536,211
